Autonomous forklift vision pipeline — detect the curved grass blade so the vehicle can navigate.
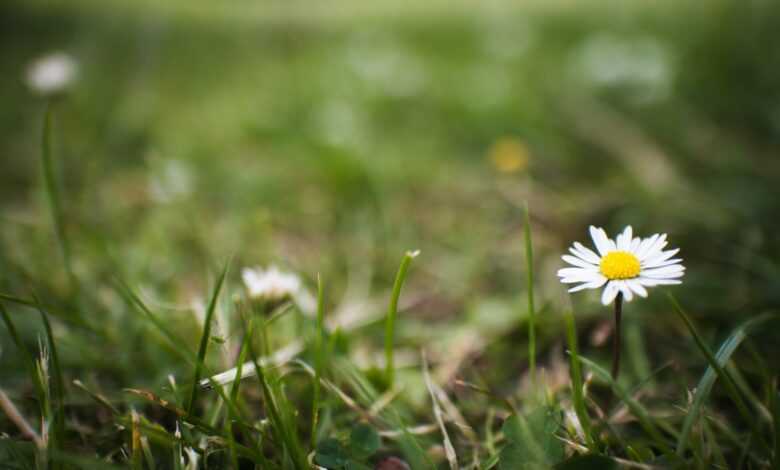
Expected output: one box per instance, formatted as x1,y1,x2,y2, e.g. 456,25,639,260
72,380,119,415
563,311,594,449
185,260,230,414
577,356,675,458
113,278,195,364
672,297,777,456
385,250,419,388
0,292,95,334
1,303,45,403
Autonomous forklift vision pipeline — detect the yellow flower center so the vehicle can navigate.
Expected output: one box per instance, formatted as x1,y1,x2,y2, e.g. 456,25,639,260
599,251,641,280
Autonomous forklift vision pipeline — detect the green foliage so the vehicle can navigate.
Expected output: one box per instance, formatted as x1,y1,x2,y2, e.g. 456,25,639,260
316,438,350,468
554,454,617,470
499,406,565,469
314,425,381,469
350,424,381,459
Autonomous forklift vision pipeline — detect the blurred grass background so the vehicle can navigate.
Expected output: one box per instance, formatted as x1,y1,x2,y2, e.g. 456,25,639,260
2,0,780,466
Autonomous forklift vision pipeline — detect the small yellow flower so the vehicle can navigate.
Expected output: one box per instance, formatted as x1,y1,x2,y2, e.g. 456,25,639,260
488,137,529,174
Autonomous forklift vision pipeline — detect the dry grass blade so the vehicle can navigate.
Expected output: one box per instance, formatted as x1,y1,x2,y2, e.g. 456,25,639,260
72,380,119,415
422,351,458,470
131,409,142,470
200,340,303,389
124,389,220,436
0,388,44,449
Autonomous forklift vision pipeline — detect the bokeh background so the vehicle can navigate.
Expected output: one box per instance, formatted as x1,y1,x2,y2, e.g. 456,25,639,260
2,0,780,428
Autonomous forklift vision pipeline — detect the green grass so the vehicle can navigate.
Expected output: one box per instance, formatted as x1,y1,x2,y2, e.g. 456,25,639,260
384,250,418,389
2,0,780,468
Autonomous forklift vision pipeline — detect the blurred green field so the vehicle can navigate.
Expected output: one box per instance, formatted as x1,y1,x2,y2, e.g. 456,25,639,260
2,0,780,468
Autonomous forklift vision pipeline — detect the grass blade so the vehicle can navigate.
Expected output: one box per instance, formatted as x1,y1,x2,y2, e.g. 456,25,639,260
385,250,419,388
670,294,776,456
40,104,74,285
772,391,780,469
311,273,326,448
523,202,537,382
185,260,230,414
72,380,119,415
113,278,195,364
1,303,45,403
577,356,675,457
563,311,594,448
36,301,66,470
228,313,254,404
0,292,94,333
235,312,308,468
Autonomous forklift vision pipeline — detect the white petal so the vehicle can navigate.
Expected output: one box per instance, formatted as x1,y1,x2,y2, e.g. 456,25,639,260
617,226,633,251
634,234,659,259
601,281,620,305
558,267,598,278
604,233,617,252
616,280,634,302
561,273,603,283
640,234,668,261
589,226,611,256
562,254,598,269
642,248,679,267
568,276,608,292
643,257,683,269
629,237,641,252
641,265,685,278
568,283,592,292
559,270,603,284
626,279,648,297
572,242,601,264
637,277,682,286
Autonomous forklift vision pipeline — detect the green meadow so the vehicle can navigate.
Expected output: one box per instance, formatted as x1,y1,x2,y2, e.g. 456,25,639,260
1,0,780,468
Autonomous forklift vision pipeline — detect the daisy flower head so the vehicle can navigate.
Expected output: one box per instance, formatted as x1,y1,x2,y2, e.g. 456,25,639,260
25,52,78,96
558,226,685,305
242,265,302,303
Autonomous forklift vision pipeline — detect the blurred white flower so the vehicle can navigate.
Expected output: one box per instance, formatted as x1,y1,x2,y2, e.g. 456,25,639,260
572,34,671,104
26,52,78,96
558,226,685,305
242,265,302,302
149,158,194,203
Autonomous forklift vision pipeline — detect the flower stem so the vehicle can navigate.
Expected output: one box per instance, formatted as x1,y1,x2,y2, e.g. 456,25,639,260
611,292,623,380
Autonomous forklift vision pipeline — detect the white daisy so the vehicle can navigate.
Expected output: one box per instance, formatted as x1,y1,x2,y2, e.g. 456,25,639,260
558,225,685,305
241,265,302,302
25,52,78,96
